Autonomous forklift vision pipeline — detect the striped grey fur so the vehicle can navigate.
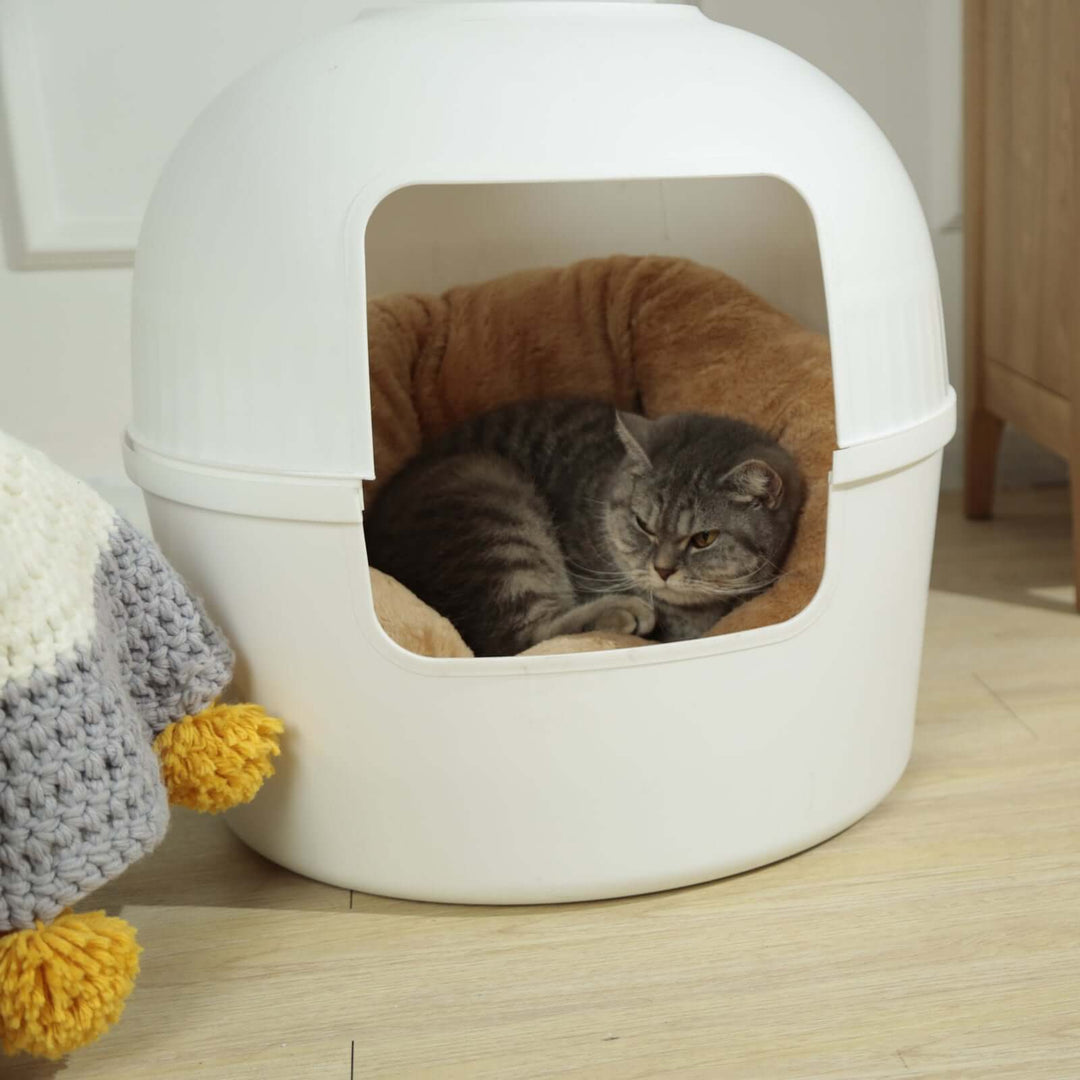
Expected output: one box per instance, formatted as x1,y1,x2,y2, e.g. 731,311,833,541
365,399,803,656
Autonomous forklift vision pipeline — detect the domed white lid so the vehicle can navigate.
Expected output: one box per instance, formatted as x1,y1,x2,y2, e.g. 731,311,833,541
130,1,950,507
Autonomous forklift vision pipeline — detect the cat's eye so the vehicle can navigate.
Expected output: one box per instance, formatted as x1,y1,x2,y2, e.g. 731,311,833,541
690,530,719,549
634,513,653,535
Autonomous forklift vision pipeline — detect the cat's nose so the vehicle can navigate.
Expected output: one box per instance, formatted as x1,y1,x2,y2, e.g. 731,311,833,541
654,565,675,581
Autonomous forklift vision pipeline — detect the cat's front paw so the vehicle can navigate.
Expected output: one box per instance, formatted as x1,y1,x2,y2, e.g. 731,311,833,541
591,596,656,637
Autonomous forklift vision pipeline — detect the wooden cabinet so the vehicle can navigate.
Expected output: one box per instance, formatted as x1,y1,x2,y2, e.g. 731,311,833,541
964,0,1080,605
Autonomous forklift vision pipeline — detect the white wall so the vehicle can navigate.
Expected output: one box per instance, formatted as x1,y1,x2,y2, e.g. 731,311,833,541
0,0,1066,501
0,257,131,495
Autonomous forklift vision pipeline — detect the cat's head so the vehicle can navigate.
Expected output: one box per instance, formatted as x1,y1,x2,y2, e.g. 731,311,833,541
603,411,804,608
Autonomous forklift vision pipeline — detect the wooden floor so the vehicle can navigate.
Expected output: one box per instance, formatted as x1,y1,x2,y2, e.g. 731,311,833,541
10,489,1080,1080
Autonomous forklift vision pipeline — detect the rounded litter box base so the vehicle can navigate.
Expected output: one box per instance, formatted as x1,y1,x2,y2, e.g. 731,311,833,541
156,449,941,911
225,759,907,906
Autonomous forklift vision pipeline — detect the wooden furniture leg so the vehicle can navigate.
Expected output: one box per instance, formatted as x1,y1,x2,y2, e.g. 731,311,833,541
1071,459,1080,611
962,1,1000,523
964,407,1004,520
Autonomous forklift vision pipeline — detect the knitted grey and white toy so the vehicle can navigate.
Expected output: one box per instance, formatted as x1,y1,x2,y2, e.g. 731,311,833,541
0,430,282,1060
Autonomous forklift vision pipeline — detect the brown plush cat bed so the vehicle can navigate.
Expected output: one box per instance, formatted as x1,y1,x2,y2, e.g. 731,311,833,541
365,256,835,658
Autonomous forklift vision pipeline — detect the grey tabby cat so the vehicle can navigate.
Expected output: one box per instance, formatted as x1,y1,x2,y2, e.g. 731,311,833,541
365,399,803,656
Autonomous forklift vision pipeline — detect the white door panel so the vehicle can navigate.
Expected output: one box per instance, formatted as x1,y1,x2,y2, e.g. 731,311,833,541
0,0,361,268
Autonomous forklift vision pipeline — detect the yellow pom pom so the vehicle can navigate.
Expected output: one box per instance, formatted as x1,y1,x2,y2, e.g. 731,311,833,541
154,702,283,813
0,911,140,1060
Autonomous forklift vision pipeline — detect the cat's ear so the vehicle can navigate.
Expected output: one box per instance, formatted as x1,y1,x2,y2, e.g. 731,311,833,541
721,458,784,509
615,411,653,473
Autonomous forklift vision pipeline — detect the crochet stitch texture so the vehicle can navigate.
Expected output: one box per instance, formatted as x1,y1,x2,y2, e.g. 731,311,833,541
1,431,232,931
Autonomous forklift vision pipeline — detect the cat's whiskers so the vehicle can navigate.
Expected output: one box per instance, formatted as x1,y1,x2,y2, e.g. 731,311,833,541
565,563,635,582
564,556,641,595
754,554,786,576
684,574,779,600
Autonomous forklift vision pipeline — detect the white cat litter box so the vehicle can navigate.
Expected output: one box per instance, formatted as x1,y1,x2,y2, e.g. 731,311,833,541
125,1,956,903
